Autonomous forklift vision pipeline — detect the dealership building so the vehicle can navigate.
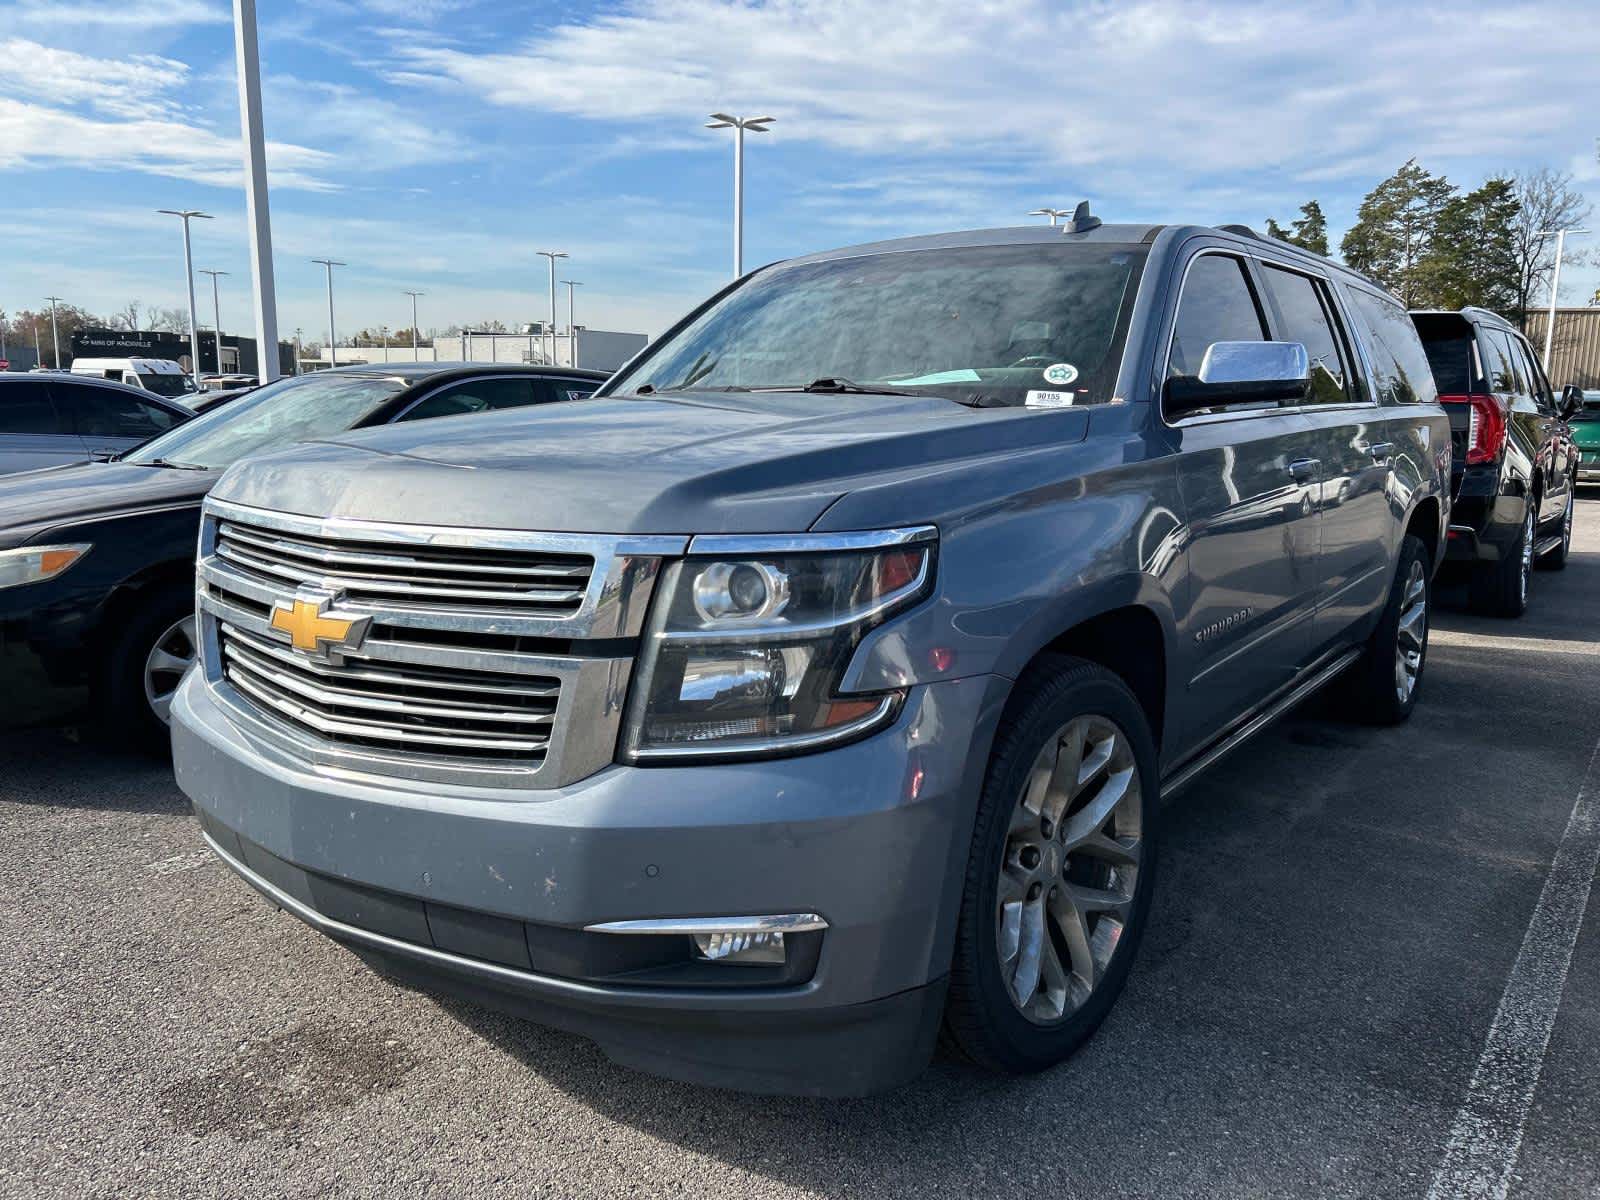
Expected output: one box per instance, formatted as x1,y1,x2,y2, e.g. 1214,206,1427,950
301,327,648,374
69,328,295,378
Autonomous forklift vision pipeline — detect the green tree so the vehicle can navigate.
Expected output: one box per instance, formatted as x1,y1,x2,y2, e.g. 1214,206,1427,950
1424,178,1521,312
1289,201,1328,257
1265,201,1329,256
1341,160,1457,306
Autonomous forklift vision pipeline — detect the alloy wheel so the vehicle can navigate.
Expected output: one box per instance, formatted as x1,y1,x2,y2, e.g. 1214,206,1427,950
1519,508,1534,606
996,715,1144,1025
143,615,197,726
1394,558,1428,705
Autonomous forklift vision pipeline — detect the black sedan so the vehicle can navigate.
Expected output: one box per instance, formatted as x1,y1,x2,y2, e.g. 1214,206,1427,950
0,362,605,747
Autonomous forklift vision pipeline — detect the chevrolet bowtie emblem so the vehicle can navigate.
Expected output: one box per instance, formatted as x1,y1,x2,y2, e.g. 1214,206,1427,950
269,596,370,657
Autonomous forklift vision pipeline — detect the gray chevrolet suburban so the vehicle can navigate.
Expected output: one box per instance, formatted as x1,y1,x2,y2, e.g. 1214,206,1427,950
172,216,1451,1096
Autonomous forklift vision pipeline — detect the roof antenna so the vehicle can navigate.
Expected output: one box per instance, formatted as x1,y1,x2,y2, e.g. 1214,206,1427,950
1061,200,1101,234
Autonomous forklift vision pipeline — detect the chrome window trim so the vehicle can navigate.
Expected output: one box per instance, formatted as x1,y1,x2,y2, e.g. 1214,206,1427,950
686,525,937,556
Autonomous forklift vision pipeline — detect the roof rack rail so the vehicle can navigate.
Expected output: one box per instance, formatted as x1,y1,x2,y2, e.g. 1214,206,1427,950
1218,223,1259,239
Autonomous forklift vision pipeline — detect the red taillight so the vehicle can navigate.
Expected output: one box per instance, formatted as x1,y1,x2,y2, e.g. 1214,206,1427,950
1439,393,1507,465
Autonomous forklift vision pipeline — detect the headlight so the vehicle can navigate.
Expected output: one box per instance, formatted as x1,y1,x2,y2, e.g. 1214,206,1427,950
622,529,936,761
0,544,92,589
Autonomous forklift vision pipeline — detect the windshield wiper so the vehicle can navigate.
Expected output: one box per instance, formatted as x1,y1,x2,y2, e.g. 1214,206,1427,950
758,377,926,397
657,384,753,393
137,458,209,471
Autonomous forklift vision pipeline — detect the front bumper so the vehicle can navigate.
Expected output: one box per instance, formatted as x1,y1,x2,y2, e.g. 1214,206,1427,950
172,669,1004,1095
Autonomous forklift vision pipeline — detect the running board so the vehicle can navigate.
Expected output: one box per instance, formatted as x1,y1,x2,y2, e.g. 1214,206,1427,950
1533,534,1564,557
1162,647,1363,798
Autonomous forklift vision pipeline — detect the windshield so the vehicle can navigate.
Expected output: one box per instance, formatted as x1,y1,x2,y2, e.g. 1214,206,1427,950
124,372,405,469
138,373,199,399
614,243,1148,408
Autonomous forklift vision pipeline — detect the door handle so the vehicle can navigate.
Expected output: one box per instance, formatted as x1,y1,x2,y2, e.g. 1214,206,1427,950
1363,441,1395,462
1287,458,1320,482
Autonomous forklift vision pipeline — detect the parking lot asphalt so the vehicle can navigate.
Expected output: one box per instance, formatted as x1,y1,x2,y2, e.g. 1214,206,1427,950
4,502,1600,1200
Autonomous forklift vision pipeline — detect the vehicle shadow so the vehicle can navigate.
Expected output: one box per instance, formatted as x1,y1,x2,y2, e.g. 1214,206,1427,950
430,994,1098,1197
0,725,188,815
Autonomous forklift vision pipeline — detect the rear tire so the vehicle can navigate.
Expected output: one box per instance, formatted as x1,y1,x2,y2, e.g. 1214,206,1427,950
943,656,1159,1074
1539,489,1575,571
97,582,197,755
1468,503,1533,618
1338,534,1429,725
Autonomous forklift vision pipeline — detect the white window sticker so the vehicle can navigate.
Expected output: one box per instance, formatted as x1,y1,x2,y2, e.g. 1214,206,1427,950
1025,390,1074,409
1042,363,1079,387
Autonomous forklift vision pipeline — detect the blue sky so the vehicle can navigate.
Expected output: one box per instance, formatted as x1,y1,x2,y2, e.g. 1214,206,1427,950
2,0,1598,345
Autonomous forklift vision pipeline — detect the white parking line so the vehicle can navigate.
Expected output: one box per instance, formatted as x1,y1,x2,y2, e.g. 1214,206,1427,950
1429,629,1600,658
1425,734,1600,1200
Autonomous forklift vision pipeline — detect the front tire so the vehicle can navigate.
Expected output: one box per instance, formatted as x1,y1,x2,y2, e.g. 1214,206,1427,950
97,582,197,754
943,657,1159,1074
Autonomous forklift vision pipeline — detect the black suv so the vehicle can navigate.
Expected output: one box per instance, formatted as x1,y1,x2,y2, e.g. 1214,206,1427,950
1410,307,1583,615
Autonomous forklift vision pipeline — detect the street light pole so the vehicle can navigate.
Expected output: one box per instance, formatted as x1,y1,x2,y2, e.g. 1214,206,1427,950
403,291,424,362
312,259,345,369
537,250,567,364
156,209,213,381
44,296,62,369
1029,208,1070,226
706,114,774,277
199,269,229,375
1537,227,1589,373
560,280,582,368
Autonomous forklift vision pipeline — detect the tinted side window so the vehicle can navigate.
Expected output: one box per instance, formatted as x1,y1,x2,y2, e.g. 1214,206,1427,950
1349,289,1437,406
1260,265,1350,404
550,380,597,403
1512,336,1552,410
56,385,182,439
396,377,540,423
1167,254,1267,380
0,384,67,435
1480,331,1523,395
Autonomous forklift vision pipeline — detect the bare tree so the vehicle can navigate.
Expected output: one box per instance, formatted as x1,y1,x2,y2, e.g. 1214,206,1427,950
1509,168,1591,327
111,301,144,331
147,306,189,333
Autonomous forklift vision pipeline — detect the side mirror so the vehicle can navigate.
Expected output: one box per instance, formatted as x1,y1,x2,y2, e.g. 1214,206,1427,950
1166,341,1311,418
1559,383,1584,421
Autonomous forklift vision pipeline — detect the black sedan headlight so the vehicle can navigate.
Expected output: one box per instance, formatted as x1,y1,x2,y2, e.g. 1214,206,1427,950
621,528,936,761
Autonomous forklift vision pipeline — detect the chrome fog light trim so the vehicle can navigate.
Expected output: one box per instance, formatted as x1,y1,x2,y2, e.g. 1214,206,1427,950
583,913,828,935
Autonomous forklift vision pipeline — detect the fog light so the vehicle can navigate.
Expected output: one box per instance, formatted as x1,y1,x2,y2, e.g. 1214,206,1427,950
693,930,787,965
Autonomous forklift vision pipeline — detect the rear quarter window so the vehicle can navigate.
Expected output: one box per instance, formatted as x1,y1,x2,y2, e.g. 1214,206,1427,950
1347,289,1438,406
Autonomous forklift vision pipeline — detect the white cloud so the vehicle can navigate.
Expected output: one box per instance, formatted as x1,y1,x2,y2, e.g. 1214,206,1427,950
395,0,1600,184
4,0,228,25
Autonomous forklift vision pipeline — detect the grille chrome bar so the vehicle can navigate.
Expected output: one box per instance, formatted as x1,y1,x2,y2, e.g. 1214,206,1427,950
216,521,592,580
221,629,558,728
215,538,589,608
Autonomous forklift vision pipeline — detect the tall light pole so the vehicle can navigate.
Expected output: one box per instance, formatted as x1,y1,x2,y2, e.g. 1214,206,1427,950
156,208,213,381
706,113,774,278
233,0,280,382
44,296,63,369
403,290,424,362
1538,227,1588,372
312,259,344,369
199,269,228,375
560,280,582,367
536,250,567,364
1029,207,1071,226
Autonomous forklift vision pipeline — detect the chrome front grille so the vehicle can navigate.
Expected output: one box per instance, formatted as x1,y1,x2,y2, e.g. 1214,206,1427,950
215,516,594,615
196,497,686,789
219,622,559,762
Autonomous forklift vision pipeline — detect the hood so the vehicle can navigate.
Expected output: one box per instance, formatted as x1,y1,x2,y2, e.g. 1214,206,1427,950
0,460,218,544
211,392,1084,534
